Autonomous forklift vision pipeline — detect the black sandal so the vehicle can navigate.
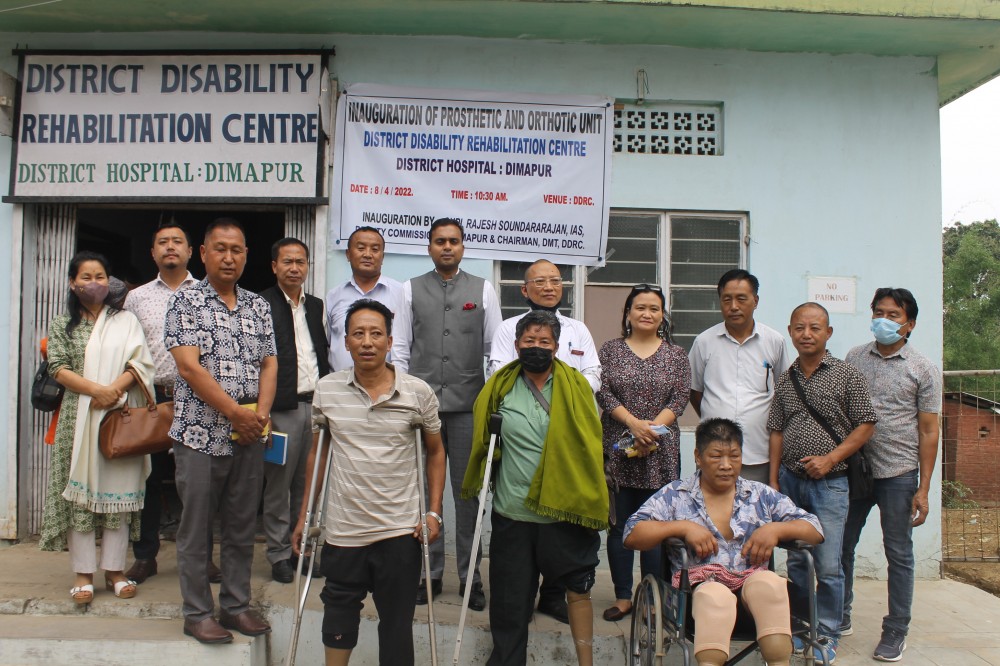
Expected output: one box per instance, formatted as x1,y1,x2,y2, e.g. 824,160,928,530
602,603,632,621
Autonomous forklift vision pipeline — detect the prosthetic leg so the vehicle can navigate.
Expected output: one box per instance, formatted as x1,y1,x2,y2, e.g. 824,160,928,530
452,413,503,665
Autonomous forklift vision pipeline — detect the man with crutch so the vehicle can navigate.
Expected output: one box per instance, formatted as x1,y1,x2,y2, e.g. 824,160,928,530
462,310,608,666
293,298,446,666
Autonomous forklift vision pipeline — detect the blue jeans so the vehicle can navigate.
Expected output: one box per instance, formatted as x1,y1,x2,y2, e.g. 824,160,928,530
779,467,849,641
841,469,917,636
607,486,661,601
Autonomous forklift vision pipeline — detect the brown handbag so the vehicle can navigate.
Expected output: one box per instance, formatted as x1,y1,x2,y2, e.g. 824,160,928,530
99,370,175,459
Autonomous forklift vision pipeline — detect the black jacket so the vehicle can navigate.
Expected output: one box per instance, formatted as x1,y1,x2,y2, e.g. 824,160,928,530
260,285,330,412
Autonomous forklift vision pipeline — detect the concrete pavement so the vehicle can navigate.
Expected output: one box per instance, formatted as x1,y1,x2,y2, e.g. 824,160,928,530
0,539,998,664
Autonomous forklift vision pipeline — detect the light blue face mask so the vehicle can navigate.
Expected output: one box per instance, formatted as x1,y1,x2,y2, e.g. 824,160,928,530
870,317,905,345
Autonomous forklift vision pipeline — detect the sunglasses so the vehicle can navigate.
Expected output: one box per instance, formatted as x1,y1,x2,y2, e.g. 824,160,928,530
632,283,663,293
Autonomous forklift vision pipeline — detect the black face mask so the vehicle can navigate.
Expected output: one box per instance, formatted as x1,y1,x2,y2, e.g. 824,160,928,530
519,346,554,373
525,297,562,313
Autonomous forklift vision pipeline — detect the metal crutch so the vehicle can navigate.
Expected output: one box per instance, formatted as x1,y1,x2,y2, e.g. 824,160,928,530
284,429,334,666
414,426,439,666
453,412,503,665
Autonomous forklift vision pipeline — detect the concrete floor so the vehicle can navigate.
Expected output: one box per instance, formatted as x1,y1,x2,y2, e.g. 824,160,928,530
1,539,1000,664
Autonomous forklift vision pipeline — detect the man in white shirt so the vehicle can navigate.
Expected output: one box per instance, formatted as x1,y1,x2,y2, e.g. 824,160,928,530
259,238,330,583
392,218,502,611
488,259,601,393
688,269,789,484
123,223,199,584
325,226,403,371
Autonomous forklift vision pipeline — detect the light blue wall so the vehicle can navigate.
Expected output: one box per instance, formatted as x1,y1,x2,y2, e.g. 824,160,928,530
0,33,943,578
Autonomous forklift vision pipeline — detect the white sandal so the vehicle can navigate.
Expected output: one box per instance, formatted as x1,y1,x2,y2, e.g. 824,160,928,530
105,577,137,599
70,584,94,605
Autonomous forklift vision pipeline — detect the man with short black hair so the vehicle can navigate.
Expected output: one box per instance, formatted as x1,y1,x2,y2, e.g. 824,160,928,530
260,237,330,583
124,222,200,584
841,288,941,662
165,218,277,644
768,302,877,663
393,218,502,611
326,226,403,371
295,298,446,666
689,269,789,484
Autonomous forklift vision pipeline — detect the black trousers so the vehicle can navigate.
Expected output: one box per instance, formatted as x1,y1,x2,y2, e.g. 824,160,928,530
320,534,422,665
132,386,173,560
132,450,169,560
487,512,600,666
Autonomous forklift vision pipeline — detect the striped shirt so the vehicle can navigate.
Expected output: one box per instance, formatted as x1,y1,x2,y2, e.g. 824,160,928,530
312,365,441,547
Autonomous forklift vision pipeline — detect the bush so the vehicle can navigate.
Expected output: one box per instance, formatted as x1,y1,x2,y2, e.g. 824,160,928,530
943,480,980,509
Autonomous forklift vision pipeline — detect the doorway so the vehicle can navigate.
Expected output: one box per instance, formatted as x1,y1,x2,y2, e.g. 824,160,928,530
76,208,286,293
19,204,309,537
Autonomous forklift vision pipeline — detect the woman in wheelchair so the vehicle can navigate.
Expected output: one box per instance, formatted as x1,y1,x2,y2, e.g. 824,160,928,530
623,418,824,666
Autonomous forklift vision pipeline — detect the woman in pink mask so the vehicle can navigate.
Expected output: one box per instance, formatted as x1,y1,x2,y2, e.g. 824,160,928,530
38,251,155,605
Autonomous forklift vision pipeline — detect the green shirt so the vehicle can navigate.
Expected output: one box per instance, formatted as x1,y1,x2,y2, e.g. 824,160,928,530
494,374,557,523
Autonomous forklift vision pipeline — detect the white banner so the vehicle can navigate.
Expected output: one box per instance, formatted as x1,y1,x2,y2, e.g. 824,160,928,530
8,53,327,200
331,84,613,265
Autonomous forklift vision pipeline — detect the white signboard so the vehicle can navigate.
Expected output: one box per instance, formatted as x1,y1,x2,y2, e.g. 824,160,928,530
331,84,613,265
7,52,327,201
808,276,856,314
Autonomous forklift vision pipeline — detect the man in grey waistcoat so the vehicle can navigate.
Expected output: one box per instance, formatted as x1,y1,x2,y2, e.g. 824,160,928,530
392,218,502,611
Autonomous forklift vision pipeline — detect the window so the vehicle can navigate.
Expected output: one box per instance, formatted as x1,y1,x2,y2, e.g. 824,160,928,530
669,215,744,351
494,210,746,352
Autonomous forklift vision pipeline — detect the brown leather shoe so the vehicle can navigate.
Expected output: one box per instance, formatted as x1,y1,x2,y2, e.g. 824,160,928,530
219,609,271,636
207,561,222,584
125,559,157,584
183,617,233,644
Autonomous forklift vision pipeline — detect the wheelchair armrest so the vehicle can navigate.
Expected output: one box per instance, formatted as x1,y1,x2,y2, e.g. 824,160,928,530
662,537,691,571
778,539,814,552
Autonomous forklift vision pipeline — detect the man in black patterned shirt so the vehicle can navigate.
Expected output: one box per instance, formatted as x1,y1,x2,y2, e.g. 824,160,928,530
767,302,877,662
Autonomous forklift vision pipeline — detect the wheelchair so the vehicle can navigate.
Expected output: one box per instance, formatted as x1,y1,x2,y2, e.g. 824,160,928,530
629,538,830,666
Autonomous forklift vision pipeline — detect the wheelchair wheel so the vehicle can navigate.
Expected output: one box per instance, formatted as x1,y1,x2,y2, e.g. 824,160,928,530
629,574,665,666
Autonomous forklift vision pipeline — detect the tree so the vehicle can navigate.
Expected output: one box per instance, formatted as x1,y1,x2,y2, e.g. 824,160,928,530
943,219,1000,370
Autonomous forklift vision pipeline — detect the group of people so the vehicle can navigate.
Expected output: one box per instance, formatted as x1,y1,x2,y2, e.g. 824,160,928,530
626,276,940,666
36,214,939,666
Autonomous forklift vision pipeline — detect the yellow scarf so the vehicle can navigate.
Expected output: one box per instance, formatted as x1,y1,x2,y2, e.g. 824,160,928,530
462,359,608,530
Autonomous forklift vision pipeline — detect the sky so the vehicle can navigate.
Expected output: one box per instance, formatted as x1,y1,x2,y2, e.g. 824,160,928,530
941,77,1000,228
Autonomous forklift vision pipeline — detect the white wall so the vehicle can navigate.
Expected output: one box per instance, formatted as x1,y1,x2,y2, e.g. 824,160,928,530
0,32,943,578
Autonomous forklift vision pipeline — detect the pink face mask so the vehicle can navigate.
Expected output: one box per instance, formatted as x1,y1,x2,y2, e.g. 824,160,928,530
76,282,109,306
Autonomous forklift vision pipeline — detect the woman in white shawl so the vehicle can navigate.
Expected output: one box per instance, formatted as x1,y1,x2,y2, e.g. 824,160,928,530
39,251,155,604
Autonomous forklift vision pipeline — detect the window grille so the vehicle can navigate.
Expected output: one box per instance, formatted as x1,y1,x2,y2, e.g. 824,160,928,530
494,211,745,354
613,103,723,156
669,216,743,351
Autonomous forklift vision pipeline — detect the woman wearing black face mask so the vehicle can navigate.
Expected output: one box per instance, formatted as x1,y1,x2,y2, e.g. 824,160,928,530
597,284,691,622
38,251,155,605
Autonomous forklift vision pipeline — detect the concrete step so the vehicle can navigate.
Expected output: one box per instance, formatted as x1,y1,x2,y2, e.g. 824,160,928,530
0,614,266,666
267,605,628,665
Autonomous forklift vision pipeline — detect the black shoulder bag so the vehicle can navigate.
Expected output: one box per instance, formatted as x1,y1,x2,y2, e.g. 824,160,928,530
31,360,64,412
788,369,873,500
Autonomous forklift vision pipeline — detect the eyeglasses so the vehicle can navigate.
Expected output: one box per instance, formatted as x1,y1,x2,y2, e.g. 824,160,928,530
632,283,663,293
526,277,564,288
